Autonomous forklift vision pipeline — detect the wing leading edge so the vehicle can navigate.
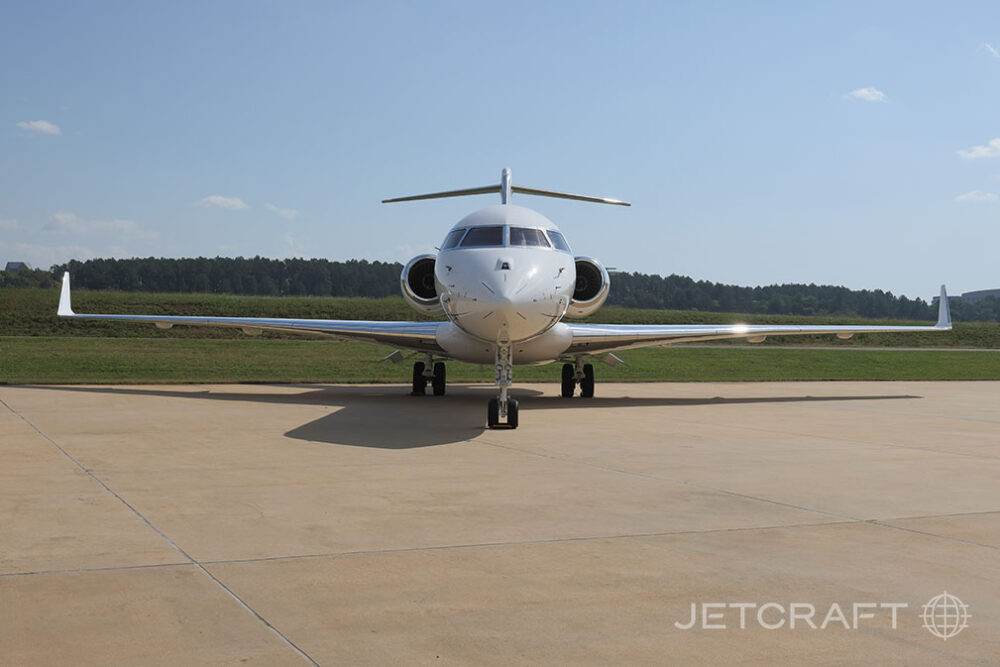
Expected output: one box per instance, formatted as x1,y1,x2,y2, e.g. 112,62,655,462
56,272,443,352
566,285,952,355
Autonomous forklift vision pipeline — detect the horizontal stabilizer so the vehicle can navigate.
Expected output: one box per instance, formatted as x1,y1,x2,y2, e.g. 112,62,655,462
382,185,499,204
511,185,629,206
382,168,630,206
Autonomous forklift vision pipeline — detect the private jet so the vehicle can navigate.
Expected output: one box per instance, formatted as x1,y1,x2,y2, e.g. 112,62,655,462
57,168,952,429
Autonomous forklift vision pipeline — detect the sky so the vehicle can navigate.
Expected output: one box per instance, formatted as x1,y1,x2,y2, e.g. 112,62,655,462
2,1,1000,301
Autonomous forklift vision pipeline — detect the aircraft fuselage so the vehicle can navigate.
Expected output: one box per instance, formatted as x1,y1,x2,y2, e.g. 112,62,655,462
432,204,581,365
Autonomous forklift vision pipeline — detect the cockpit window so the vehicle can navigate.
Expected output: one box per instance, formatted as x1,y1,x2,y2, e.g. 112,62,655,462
546,230,571,252
460,226,504,247
442,228,465,249
509,227,551,247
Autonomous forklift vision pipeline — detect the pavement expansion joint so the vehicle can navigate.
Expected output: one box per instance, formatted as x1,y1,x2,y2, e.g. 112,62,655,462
0,395,320,666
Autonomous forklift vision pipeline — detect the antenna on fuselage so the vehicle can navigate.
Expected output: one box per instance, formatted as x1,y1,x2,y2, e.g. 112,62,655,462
381,168,630,207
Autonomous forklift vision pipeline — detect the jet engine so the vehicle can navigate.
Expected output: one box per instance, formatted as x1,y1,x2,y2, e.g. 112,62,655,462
400,254,443,315
566,256,610,318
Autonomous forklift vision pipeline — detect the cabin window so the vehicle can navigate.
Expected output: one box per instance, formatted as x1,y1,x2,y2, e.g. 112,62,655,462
460,226,504,246
546,230,571,252
442,228,466,249
509,227,551,247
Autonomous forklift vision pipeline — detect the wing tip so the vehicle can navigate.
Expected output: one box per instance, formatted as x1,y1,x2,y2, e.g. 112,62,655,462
937,284,951,329
57,271,74,317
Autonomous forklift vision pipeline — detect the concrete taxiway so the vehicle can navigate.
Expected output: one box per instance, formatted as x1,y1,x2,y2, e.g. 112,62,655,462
1,381,998,665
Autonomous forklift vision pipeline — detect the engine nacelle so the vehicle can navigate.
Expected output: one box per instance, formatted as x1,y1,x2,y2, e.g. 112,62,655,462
566,256,610,318
400,254,443,315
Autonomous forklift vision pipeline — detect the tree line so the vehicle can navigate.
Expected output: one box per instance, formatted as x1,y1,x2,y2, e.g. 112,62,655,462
2,256,998,321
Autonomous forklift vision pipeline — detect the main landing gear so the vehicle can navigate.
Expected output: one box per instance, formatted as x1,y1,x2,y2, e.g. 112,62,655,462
560,358,595,398
411,355,446,396
487,342,518,429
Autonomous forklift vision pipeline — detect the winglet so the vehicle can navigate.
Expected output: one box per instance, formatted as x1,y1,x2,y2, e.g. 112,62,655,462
58,272,74,317
936,284,951,329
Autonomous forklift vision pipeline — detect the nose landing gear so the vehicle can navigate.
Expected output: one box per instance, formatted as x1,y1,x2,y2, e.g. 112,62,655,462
487,342,518,429
560,358,595,398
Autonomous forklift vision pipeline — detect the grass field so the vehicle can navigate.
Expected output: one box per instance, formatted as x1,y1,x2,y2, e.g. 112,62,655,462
2,288,999,384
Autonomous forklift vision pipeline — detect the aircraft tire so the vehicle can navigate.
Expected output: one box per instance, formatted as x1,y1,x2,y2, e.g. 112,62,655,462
487,398,499,428
411,361,427,396
432,362,446,396
580,363,595,398
560,363,575,398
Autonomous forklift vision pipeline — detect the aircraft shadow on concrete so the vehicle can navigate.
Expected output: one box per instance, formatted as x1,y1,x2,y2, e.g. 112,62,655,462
21,385,921,449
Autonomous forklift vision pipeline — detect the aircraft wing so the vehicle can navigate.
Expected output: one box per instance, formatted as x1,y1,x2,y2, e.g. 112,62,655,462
56,273,444,352
565,286,952,355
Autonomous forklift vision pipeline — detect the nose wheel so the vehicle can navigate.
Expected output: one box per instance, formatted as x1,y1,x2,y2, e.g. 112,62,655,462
487,397,518,429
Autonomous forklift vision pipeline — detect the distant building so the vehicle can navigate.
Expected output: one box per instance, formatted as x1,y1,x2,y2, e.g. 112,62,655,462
4,261,30,272
960,288,1000,303
935,288,1000,305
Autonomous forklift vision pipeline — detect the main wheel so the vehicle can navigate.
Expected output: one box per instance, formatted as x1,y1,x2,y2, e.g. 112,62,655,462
411,361,427,396
507,399,519,429
432,362,446,396
580,363,595,398
560,363,575,398
487,398,500,428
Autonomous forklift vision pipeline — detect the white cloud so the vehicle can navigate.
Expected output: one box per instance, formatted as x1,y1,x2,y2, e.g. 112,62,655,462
44,211,158,241
283,234,307,258
845,87,887,103
16,120,61,135
0,217,18,230
195,194,249,210
957,137,1000,159
955,190,999,203
265,203,299,219
985,43,1000,58
0,241,96,269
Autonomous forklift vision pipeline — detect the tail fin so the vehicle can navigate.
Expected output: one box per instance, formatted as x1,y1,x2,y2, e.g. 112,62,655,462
382,168,630,207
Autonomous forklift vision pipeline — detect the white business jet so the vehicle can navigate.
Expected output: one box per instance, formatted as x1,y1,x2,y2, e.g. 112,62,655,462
57,168,952,429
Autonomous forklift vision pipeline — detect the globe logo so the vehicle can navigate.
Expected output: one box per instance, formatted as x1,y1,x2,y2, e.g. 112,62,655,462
920,592,970,640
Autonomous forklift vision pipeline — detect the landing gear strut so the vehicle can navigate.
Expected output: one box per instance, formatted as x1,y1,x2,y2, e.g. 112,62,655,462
560,358,595,398
487,343,518,429
412,356,446,396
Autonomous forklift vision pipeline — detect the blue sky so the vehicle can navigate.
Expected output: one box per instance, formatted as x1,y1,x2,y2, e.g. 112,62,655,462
2,1,999,300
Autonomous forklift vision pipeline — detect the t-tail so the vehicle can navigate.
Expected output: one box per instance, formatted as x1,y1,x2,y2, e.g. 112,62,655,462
381,168,631,207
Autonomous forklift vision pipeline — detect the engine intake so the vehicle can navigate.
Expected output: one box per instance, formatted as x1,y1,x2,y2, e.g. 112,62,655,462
567,256,610,318
401,254,443,314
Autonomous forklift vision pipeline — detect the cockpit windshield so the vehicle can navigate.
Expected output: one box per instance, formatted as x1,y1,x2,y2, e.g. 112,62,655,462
509,227,550,247
441,225,571,251
546,230,571,252
460,226,504,247
442,228,465,249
